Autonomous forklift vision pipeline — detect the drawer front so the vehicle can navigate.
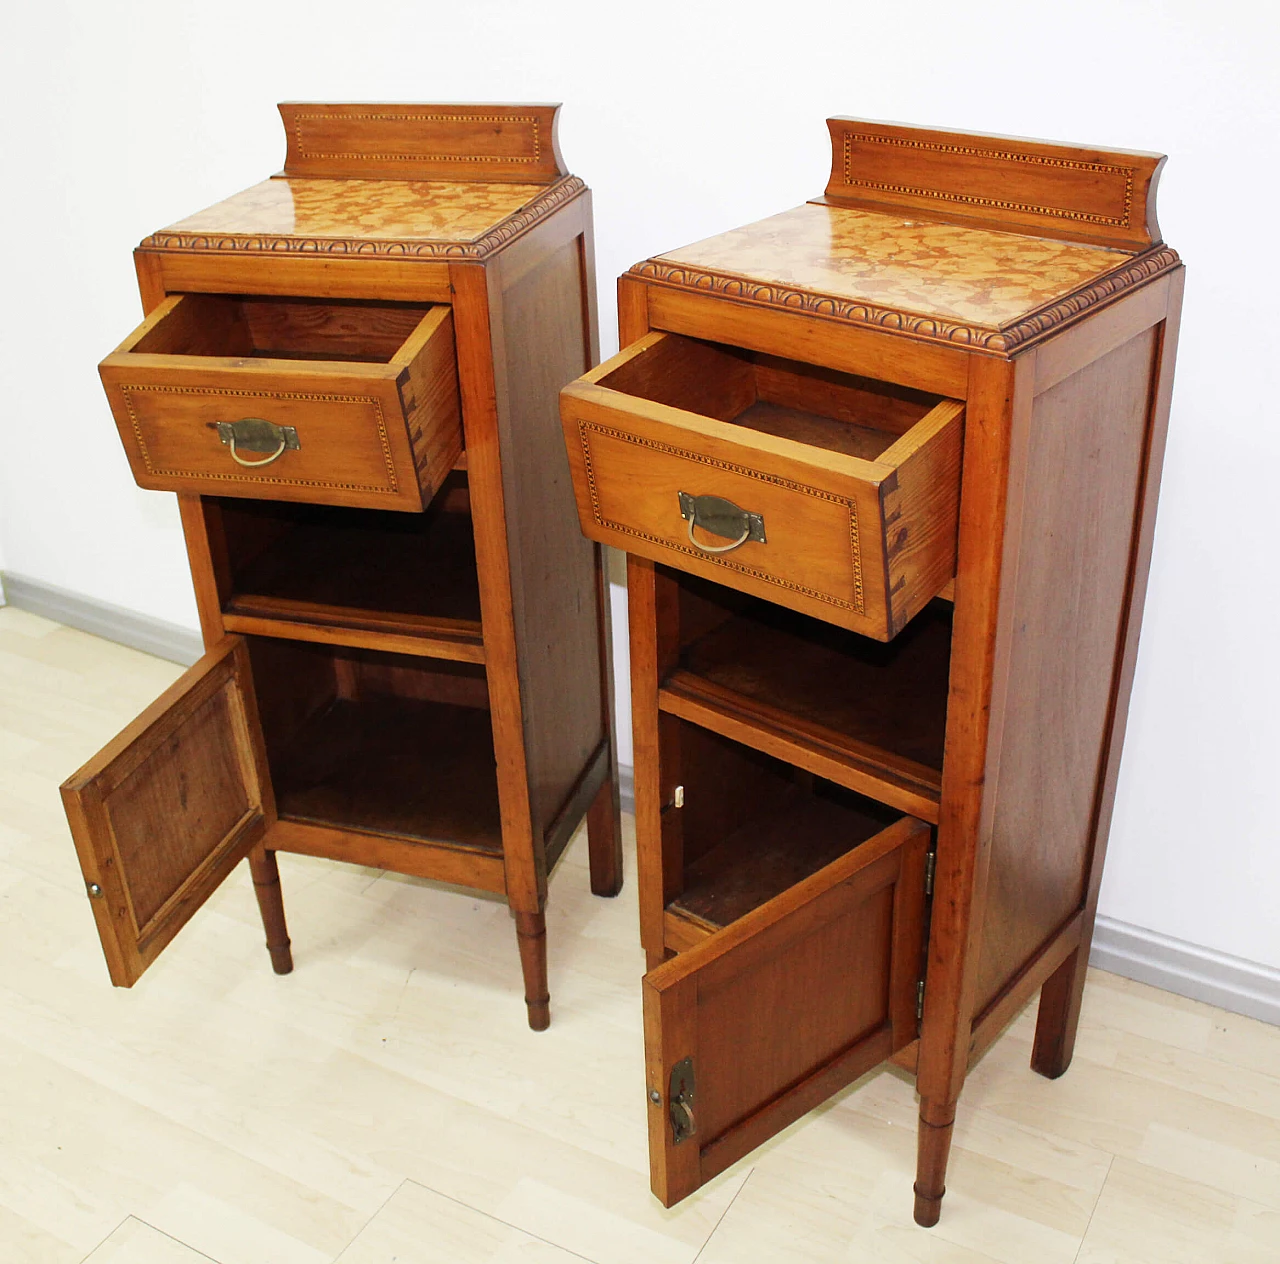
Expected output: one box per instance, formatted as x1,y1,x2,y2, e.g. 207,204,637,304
561,334,963,639
103,369,420,507
100,296,462,511
572,411,877,622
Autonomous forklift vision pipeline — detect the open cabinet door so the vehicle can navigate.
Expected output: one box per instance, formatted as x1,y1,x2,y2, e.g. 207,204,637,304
643,816,929,1206
61,636,274,986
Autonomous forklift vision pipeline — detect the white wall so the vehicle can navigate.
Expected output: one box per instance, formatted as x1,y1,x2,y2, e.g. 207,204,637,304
2,1,1276,969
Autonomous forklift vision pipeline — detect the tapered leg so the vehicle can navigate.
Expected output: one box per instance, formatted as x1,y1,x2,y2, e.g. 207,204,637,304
514,909,550,1031
1031,943,1087,1078
913,1098,956,1227
586,771,623,897
248,846,292,975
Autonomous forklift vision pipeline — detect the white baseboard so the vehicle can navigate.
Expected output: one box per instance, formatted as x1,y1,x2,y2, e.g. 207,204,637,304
1090,914,1280,1026
0,571,202,666
3,575,1274,1027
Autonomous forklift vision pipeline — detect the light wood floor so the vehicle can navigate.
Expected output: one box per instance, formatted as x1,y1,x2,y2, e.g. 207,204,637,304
2,604,1278,1264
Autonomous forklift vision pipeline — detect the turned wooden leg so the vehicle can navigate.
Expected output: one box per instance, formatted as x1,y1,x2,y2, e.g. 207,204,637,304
913,1098,956,1227
586,770,624,898
514,909,550,1031
248,846,293,975
1032,943,1088,1078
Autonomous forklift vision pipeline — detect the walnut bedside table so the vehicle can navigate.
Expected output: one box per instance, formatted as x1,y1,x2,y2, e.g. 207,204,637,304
61,102,622,1032
559,117,1182,1222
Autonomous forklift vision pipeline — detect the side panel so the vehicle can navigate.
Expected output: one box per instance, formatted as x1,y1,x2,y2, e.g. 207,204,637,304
489,197,607,855
393,307,464,499
972,328,1158,1014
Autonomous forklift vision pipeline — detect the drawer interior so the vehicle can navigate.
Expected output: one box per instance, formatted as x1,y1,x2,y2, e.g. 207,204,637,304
216,472,481,638
599,333,944,459
132,294,436,363
247,637,499,852
658,567,951,821
664,720,907,936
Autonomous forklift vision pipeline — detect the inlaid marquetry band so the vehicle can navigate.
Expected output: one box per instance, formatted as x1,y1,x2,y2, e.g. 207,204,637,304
290,112,543,165
576,418,865,614
118,384,400,494
139,176,587,260
840,132,1135,230
628,246,1180,354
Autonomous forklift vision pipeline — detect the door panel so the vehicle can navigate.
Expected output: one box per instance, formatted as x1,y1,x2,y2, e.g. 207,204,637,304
61,637,274,986
643,815,929,1205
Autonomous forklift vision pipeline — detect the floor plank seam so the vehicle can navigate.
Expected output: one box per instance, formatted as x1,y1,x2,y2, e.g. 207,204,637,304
77,1214,131,1264
329,1176,408,1263
1071,1153,1113,1264
404,1179,604,1264
91,1215,224,1264
691,1168,753,1263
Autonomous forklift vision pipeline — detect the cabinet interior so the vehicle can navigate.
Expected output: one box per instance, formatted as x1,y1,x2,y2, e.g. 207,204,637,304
657,567,951,817
133,293,436,363
600,333,944,459
666,720,905,933
247,637,500,853
217,473,482,640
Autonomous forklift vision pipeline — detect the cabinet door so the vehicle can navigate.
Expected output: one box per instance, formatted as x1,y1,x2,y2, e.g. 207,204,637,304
643,816,929,1206
60,637,274,986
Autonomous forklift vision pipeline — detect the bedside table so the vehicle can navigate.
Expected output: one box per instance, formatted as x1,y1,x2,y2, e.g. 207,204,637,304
61,102,622,1032
560,117,1182,1221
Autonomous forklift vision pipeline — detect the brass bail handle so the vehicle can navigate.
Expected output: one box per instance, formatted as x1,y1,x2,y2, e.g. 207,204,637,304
689,518,749,553
678,491,767,556
213,418,301,469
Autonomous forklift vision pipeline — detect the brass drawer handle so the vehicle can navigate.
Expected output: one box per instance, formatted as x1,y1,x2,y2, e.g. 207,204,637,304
213,418,300,468
678,491,766,555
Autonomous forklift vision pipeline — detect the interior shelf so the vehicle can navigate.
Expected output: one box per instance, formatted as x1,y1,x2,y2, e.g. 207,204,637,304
218,473,483,661
249,639,501,854
669,783,903,932
658,571,951,821
272,695,502,852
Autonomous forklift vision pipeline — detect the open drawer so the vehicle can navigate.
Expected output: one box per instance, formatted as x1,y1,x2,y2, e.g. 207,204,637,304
100,294,462,511
643,720,930,1205
561,332,963,639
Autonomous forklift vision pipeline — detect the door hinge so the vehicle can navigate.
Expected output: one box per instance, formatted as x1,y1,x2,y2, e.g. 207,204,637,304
924,848,936,897
916,979,926,1023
